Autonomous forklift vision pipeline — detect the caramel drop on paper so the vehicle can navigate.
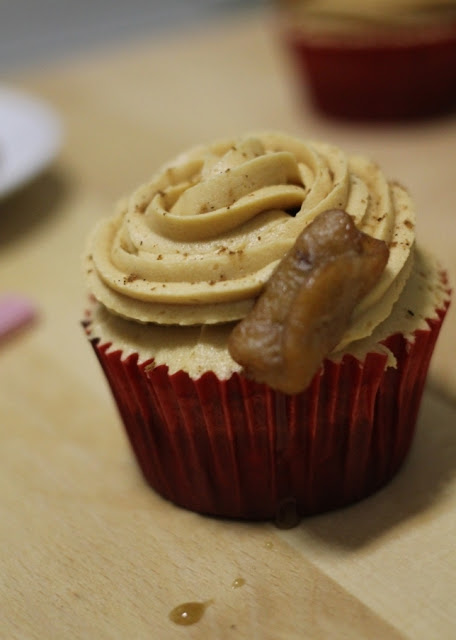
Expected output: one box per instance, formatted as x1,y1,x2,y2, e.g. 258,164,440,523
231,577,246,589
275,497,301,530
169,600,212,626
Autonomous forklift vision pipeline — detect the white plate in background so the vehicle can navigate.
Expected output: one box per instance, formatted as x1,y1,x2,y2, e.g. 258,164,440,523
0,85,63,200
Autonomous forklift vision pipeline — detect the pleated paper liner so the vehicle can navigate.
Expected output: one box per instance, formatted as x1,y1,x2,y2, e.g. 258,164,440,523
282,24,456,120
84,297,448,522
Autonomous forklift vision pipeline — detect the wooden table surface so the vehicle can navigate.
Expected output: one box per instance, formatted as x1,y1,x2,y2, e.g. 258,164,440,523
1,7,455,639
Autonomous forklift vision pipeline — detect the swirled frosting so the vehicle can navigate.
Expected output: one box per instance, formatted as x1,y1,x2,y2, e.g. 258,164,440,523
85,132,415,350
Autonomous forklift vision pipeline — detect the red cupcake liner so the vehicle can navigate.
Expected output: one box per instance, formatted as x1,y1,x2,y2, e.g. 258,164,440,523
84,298,449,522
283,26,456,120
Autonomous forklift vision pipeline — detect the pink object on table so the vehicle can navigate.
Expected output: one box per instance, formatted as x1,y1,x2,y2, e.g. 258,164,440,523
0,295,37,341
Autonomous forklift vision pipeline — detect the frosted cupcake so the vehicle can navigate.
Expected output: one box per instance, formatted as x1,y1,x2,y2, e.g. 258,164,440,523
83,132,450,522
280,0,456,119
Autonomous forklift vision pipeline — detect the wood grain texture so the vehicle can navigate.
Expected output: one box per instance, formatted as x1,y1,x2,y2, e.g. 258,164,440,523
1,7,455,638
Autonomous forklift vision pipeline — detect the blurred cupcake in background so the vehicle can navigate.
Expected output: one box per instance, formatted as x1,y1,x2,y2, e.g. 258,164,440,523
279,0,456,120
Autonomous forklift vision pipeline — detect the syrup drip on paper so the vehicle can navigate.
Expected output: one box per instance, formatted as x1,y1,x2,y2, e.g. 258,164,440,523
231,577,246,589
169,600,212,626
274,496,300,529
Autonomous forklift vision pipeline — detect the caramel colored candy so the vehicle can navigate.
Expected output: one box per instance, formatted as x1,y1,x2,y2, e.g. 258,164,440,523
228,209,389,394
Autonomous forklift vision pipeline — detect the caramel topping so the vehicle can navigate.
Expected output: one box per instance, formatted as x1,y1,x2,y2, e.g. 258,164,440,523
228,209,389,394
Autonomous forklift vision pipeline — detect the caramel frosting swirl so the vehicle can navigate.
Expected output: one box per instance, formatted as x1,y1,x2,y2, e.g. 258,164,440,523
85,132,415,348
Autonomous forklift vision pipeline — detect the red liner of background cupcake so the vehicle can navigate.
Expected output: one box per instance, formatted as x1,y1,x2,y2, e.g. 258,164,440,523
283,23,456,120
84,288,449,523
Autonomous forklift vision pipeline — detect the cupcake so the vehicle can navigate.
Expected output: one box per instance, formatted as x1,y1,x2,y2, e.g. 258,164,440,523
280,0,456,120
83,132,450,522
